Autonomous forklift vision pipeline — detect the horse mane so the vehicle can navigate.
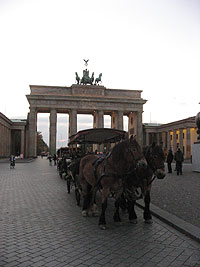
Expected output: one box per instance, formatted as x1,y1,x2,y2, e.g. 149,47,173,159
111,140,129,162
144,143,165,161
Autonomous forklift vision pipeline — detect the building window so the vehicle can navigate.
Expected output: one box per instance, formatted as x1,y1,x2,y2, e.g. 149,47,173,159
176,134,178,140
183,133,185,139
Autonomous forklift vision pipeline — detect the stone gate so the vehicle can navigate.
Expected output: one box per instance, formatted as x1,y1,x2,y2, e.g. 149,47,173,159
26,84,147,157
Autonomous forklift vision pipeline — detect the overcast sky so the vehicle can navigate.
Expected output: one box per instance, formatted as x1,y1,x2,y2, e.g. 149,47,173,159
0,0,200,147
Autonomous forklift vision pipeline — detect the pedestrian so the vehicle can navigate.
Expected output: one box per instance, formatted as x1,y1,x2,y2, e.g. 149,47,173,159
53,154,57,166
166,149,173,173
48,155,52,166
10,154,15,168
174,148,184,175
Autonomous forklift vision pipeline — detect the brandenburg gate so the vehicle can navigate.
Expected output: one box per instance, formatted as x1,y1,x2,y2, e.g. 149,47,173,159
26,82,146,157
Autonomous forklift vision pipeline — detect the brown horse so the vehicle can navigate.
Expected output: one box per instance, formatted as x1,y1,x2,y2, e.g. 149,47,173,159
79,136,148,229
124,142,166,224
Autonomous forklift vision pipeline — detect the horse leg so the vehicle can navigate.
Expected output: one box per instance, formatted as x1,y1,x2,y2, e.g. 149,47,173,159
113,198,122,224
127,199,138,224
143,190,153,224
82,182,92,217
99,187,109,230
90,187,99,217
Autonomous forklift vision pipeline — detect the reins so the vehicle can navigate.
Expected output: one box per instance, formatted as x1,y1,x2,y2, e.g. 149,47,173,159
147,174,157,186
93,144,141,189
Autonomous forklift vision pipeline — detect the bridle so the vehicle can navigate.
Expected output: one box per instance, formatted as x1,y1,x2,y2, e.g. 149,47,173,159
146,150,165,173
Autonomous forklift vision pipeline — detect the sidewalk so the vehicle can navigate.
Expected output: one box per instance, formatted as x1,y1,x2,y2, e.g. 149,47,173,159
0,158,200,266
150,163,200,229
0,157,35,163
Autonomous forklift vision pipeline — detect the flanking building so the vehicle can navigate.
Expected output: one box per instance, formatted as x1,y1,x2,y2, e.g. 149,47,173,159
144,116,197,159
0,112,27,158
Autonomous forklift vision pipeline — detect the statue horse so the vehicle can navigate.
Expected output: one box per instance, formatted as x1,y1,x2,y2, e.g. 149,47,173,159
95,73,102,85
122,142,166,224
75,72,80,84
79,136,148,229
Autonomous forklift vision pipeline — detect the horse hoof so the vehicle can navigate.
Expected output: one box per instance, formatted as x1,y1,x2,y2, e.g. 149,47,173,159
99,224,107,230
130,219,138,224
82,210,88,217
145,219,153,224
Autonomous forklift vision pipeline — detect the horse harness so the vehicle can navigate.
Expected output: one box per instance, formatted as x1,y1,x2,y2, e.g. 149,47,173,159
92,147,145,195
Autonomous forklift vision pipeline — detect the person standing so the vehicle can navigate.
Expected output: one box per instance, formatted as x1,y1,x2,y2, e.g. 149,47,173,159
48,155,52,166
166,149,173,173
53,154,57,166
10,154,15,168
174,148,184,175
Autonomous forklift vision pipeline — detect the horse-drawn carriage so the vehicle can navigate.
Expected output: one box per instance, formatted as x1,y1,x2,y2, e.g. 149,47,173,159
67,128,127,205
65,128,166,229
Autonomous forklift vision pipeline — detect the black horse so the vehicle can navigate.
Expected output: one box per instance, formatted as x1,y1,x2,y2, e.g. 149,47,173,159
118,142,166,224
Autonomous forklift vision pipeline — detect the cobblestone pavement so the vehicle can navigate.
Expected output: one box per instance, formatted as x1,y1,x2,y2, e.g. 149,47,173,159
0,159,200,267
151,163,200,229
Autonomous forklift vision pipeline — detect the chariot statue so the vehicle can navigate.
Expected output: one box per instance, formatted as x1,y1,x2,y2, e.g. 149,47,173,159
80,69,94,85
75,59,102,86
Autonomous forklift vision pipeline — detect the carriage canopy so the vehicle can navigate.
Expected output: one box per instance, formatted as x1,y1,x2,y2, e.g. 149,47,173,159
68,128,127,145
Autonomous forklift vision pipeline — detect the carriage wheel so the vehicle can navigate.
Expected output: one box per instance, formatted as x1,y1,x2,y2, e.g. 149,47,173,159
75,189,81,206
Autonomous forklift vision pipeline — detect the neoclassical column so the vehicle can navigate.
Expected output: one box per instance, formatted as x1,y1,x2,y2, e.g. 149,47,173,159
128,111,143,145
186,127,191,159
162,131,167,149
68,109,77,138
20,129,25,158
111,112,116,129
8,128,11,156
145,130,150,146
117,111,123,130
161,132,165,148
0,124,2,156
93,110,104,128
156,133,159,145
49,109,57,156
2,125,5,156
172,129,177,153
25,126,29,158
98,110,104,128
28,107,37,157
136,111,143,146
93,111,97,128
179,128,183,152
6,127,9,156
167,131,171,150
0,124,4,157
128,112,137,136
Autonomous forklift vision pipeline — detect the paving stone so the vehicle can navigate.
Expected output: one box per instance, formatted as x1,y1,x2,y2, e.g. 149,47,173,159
0,159,200,266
